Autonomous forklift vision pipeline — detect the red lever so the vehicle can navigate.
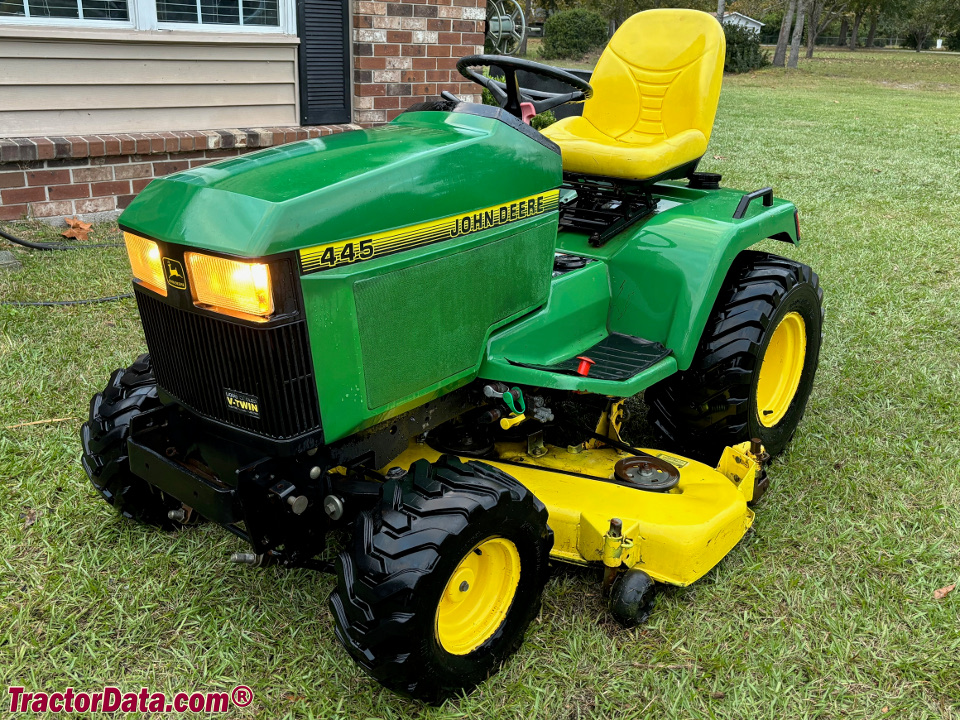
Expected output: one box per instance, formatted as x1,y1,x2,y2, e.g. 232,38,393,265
576,356,595,377
520,102,536,125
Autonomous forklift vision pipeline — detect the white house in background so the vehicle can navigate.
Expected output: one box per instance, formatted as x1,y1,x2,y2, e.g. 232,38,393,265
713,12,765,33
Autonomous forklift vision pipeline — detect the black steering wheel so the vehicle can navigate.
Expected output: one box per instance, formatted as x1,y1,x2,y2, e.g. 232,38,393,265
456,55,593,120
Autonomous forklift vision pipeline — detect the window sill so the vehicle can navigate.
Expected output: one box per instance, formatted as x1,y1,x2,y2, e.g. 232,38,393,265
0,23,299,43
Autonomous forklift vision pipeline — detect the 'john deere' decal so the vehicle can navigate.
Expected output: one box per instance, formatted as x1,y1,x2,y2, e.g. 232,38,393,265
298,190,560,274
224,389,260,418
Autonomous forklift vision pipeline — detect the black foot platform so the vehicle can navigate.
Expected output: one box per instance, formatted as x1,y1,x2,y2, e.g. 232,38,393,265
508,333,671,381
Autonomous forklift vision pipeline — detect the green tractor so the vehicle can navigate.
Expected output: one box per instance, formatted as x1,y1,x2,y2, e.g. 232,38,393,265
81,9,823,702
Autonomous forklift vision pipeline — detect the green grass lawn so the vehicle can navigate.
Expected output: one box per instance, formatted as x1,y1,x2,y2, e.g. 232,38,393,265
3,50,960,718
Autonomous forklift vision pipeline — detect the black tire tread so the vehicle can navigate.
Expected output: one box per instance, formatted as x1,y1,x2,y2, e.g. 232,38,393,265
329,455,552,701
81,353,185,527
647,251,824,460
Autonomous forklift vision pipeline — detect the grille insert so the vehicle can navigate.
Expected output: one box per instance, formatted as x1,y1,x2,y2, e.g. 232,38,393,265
136,289,322,440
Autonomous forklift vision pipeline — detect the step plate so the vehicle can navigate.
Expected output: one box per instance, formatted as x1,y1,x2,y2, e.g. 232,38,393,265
508,333,671,381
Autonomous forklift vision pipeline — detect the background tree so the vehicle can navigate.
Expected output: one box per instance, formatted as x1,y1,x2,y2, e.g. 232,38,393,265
847,0,870,48
773,0,797,65
806,0,848,56
837,14,849,43
520,0,532,55
905,0,951,51
865,5,879,45
570,0,711,32
533,0,574,17
787,0,807,66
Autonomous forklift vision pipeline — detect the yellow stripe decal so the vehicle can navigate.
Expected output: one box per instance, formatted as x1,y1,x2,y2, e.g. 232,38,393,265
298,190,560,275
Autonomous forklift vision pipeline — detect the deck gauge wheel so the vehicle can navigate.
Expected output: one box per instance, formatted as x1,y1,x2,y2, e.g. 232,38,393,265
609,568,658,628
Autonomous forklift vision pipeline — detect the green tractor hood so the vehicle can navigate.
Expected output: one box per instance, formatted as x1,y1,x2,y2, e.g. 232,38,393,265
120,111,563,258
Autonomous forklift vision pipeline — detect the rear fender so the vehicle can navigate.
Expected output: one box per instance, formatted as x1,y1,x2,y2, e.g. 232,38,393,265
607,190,799,371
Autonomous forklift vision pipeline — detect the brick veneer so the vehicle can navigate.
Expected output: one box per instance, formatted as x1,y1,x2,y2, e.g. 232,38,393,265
353,0,486,124
0,126,356,222
0,0,487,223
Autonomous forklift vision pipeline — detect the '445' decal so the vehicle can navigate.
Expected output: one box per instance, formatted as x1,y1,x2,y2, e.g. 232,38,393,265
298,190,559,274
314,239,374,268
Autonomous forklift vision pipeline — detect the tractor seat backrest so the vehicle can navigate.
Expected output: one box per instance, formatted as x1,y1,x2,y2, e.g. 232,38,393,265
583,9,725,148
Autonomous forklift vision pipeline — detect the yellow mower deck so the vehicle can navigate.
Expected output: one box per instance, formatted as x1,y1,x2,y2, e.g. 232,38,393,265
387,440,762,587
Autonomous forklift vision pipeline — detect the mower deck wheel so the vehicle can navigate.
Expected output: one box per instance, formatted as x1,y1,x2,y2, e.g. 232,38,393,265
329,455,553,703
609,568,657,628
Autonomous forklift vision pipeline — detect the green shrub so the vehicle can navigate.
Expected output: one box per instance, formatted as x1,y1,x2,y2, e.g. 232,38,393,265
541,9,607,60
723,23,770,73
481,71,557,130
530,110,557,130
945,31,960,52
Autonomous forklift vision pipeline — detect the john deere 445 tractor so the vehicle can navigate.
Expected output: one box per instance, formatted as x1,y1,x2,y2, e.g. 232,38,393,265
82,9,823,701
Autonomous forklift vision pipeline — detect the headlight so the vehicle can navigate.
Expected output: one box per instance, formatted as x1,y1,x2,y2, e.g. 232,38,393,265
124,232,166,296
185,253,274,320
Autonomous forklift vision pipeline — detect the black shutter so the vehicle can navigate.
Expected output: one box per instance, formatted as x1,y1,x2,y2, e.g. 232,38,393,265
297,0,351,125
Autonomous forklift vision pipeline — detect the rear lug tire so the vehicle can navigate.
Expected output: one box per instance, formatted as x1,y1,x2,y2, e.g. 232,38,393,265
647,251,824,462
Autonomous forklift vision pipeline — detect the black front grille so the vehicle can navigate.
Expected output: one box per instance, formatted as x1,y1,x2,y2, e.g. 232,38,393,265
136,289,322,440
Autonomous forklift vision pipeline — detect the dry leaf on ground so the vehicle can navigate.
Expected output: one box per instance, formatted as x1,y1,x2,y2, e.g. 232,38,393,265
933,584,955,600
62,217,93,242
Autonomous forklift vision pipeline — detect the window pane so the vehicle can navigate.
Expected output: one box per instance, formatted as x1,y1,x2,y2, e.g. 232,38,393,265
0,0,26,16
157,0,278,25
82,0,127,19
243,0,277,25
28,0,78,17
200,0,238,24
156,0,197,22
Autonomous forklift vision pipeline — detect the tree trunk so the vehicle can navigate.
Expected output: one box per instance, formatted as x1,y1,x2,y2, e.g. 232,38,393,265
806,0,821,57
774,0,796,67
787,0,807,68
717,0,726,23
519,0,531,55
848,10,863,50
865,12,877,48
838,16,849,45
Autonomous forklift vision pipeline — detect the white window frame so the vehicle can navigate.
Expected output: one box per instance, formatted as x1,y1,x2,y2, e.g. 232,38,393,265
0,0,295,33
152,0,295,34
0,0,135,28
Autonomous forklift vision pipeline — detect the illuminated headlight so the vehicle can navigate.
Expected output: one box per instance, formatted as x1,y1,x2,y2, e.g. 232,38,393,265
185,253,274,320
123,232,166,296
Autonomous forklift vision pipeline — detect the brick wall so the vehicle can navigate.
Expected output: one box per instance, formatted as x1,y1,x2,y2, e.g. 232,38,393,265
0,1,487,224
353,0,486,124
0,127,356,223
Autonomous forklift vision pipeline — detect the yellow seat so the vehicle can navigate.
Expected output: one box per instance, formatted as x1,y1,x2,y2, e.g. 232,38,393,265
542,9,725,182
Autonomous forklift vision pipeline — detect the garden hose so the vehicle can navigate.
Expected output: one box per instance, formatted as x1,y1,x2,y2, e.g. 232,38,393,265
1,224,131,306
1,294,134,307
0,226,122,250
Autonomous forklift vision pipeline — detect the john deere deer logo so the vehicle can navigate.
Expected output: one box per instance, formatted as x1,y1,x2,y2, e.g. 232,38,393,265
163,258,187,289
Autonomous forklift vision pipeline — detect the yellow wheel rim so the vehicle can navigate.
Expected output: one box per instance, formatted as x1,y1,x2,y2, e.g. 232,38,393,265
756,311,807,427
435,537,521,656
